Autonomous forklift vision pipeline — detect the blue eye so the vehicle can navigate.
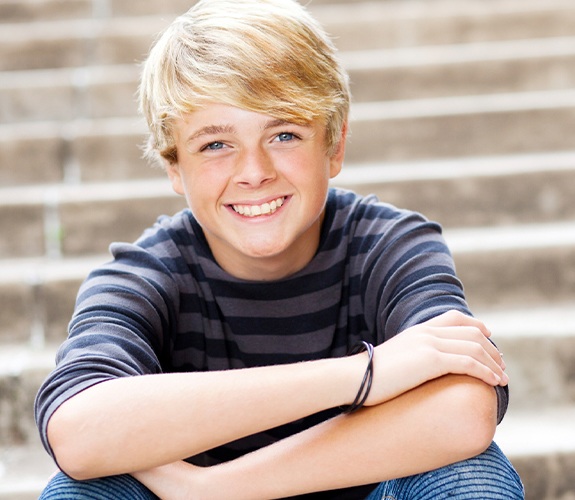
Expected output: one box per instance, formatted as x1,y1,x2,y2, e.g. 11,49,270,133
277,132,295,142
203,141,225,151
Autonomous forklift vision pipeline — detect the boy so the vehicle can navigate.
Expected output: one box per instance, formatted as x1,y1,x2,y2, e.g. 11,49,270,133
36,0,523,498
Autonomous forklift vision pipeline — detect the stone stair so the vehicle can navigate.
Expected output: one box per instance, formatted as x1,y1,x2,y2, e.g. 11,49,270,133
1,0,575,498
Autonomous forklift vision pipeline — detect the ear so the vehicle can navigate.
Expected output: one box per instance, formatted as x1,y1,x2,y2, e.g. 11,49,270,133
165,160,185,196
329,122,348,179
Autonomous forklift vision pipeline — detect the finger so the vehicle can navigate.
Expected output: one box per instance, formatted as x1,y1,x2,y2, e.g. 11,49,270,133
423,310,492,338
434,337,508,386
440,352,506,387
424,325,505,369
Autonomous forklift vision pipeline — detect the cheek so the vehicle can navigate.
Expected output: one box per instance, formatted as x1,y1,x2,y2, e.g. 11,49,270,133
181,169,229,209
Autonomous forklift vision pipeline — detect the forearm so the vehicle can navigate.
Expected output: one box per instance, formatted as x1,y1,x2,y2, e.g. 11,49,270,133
192,375,498,500
48,355,365,480
49,311,505,481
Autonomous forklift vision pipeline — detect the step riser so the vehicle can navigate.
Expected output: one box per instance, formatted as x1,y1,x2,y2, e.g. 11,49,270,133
454,245,575,309
0,0,368,24
496,335,575,411
2,167,575,260
0,205,45,259
344,168,575,230
58,196,186,256
0,370,45,447
0,0,90,23
319,5,575,52
351,53,575,103
3,104,575,186
512,452,575,500
2,5,575,71
0,134,65,186
347,106,575,164
0,76,139,124
5,51,575,124
0,125,150,187
0,277,79,346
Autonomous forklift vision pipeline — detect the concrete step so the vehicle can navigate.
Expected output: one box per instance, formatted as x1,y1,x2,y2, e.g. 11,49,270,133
446,222,575,309
2,0,575,71
0,443,54,500
0,65,141,124
0,117,150,187
1,151,575,259
5,37,575,125
0,0,370,24
0,345,55,447
477,305,575,411
313,0,575,52
337,151,575,230
345,37,575,103
0,255,107,346
495,405,575,500
0,178,182,260
0,0,91,23
347,88,575,164
0,16,169,72
3,89,575,186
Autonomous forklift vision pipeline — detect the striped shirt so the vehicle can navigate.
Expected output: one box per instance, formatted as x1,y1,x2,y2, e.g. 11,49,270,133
35,188,508,498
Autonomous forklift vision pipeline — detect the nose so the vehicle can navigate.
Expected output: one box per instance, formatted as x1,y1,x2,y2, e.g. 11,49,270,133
233,147,276,188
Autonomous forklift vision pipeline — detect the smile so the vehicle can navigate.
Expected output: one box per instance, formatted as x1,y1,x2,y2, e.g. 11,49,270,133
232,197,285,217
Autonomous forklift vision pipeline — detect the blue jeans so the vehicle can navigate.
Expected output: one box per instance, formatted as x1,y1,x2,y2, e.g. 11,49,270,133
365,442,524,499
40,442,523,499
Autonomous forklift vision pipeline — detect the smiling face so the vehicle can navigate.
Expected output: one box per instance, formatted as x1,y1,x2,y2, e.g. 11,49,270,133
167,103,346,281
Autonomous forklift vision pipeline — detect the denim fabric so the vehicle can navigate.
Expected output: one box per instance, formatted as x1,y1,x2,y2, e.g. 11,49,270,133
365,442,524,499
39,442,523,499
39,472,158,499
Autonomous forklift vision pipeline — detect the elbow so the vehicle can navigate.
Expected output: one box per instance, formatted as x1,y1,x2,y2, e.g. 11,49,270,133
55,453,99,482
47,406,102,481
439,375,498,458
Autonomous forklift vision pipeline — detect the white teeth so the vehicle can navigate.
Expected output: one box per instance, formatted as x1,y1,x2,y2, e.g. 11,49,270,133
232,197,285,217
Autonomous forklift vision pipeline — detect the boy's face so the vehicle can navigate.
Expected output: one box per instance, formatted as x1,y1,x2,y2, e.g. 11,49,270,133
167,103,345,281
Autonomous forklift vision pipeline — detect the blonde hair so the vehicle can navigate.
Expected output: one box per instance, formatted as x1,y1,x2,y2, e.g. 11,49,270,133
139,0,350,166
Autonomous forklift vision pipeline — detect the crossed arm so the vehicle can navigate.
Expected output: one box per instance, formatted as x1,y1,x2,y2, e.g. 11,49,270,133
47,311,508,498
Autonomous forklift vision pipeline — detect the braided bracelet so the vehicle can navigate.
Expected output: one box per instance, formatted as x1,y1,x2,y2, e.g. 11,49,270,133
343,340,374,414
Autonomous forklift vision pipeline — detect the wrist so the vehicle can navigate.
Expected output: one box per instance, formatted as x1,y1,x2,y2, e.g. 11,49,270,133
341,341,374,413
331,349,374,408
132,461,204,500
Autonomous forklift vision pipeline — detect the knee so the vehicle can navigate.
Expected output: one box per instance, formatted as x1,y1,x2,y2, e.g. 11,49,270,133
39,471,158,500
382,442,524,499
449,442,525,498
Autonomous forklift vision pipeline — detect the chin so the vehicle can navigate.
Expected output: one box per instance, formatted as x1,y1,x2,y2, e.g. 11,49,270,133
241,244,286,259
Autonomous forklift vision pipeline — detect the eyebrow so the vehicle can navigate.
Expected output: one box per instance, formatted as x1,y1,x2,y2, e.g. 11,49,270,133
185,118,310,144
186,124,236,144
263,119,293,130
